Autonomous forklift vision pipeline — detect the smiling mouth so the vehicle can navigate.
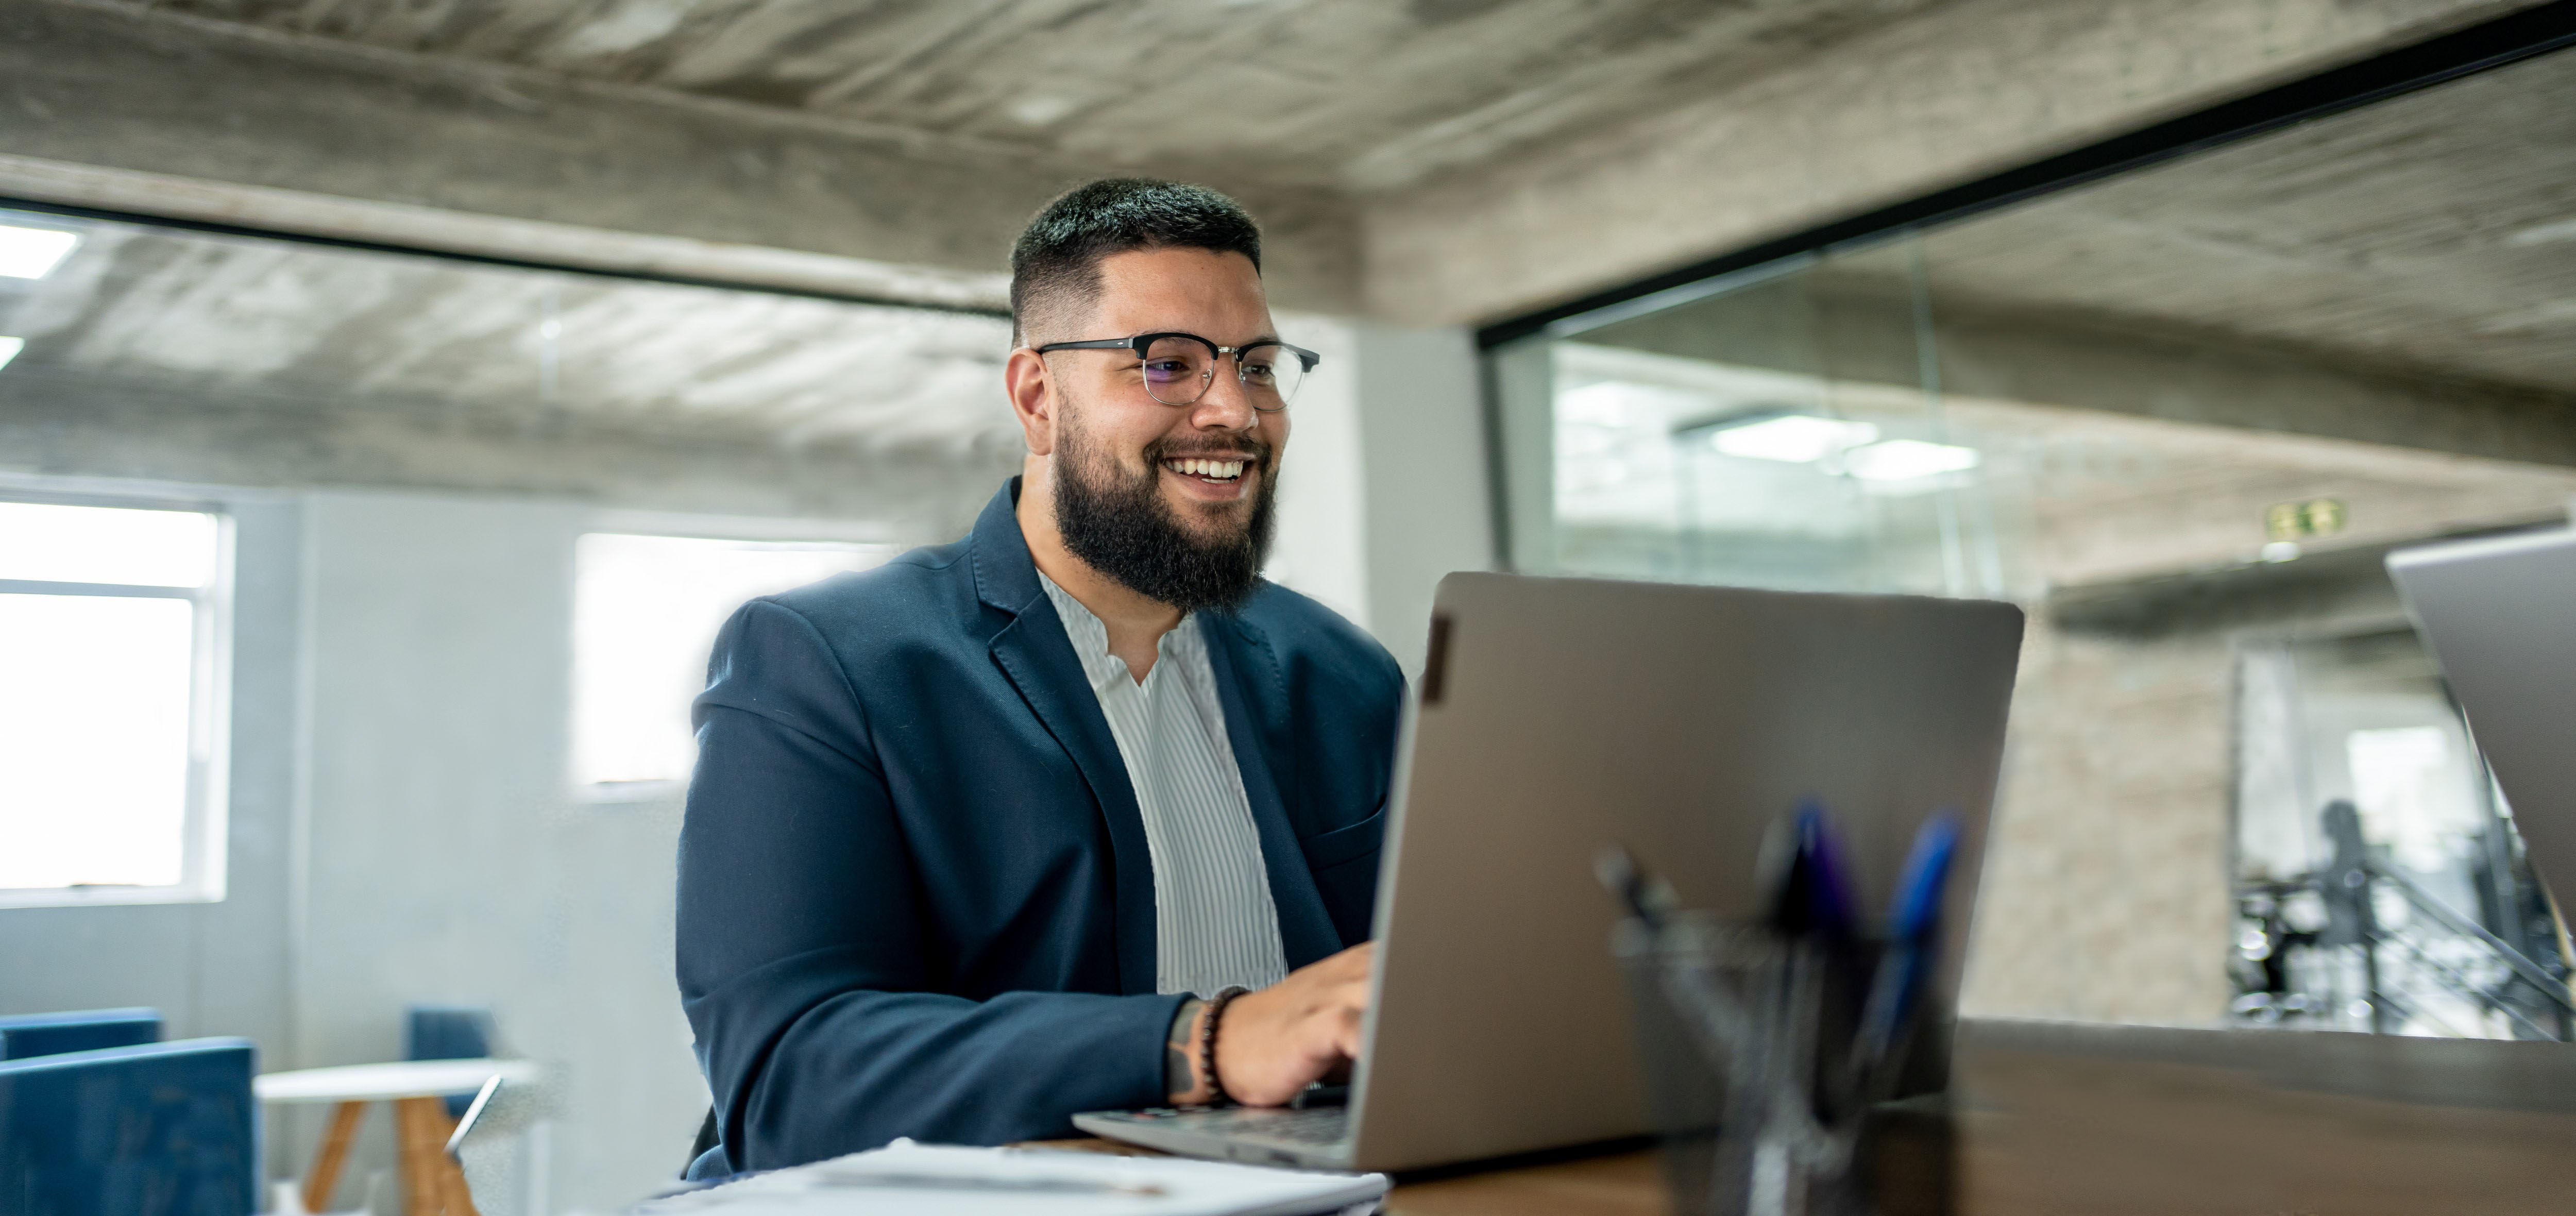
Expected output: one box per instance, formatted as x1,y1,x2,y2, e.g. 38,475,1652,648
1162,457,1250,483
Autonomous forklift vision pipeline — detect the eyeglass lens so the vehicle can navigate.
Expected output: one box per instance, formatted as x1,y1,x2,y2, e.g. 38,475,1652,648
1140,336,1304,409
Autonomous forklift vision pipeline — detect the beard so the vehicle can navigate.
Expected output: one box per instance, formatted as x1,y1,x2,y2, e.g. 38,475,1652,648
1053,415,1277,615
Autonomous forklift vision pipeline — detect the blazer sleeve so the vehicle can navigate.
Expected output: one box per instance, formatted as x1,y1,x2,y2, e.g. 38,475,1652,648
676,599,1183,1170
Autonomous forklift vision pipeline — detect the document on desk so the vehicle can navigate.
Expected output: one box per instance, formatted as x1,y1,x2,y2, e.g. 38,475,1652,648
634,1140,1389,1216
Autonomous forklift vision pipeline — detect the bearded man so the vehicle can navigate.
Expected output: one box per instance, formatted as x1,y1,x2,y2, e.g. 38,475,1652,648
676,179,1402,1177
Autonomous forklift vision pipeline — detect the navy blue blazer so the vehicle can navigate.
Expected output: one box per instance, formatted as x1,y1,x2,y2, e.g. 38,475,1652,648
676,479,1404,1172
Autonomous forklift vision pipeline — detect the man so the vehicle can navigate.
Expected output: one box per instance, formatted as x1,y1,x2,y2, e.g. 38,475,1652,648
676,179,1404,1175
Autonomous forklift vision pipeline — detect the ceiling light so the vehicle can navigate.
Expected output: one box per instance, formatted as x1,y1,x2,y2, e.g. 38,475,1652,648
1562,380,1707,427
1844,438,1980,481
1706,414,1880,463
2505,216,2576,247
1009,95,1078,126
0,225,78,279
0,337,22,373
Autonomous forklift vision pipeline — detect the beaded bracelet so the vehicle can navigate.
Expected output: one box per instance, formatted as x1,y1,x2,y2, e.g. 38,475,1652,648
1200,985,1250,1106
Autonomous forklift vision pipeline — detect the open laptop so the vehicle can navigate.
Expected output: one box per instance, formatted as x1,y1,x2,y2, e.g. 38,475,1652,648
2387,526,2576,903
1076,571,2025,1172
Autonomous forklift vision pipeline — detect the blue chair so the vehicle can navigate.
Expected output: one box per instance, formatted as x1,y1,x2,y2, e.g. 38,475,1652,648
0,1007,163,1059
0,1038,259,1216
406,1004,498,1117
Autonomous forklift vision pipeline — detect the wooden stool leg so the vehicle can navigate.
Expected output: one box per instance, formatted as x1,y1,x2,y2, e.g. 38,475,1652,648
303,1101,368,1214
433,1105,481,1216
394,1096,481,1216
394,1097,436,1216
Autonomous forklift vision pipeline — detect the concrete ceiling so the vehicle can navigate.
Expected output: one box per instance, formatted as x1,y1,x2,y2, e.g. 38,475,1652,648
0,213,1019,455
1889,44,2576,397
4,0,2564,517
110,0,1951,193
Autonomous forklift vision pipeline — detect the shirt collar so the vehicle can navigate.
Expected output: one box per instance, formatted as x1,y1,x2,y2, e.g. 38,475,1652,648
1037,571,1198,688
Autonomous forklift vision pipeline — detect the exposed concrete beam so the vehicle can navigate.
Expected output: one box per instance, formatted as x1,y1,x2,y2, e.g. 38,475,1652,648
1588,285,2576,468
0,370,1019,539
1930,309,2576,470
0,153,1011,311
1362,0,2532,325
0,1,1360,313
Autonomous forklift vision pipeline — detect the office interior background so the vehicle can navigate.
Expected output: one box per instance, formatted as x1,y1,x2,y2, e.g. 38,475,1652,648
2,0,2572,1210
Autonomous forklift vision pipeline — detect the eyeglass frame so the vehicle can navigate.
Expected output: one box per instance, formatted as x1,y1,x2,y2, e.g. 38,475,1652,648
1030,331,1320,412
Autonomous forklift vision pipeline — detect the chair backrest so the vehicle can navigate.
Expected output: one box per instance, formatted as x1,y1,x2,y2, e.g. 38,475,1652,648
404,1004,496,1061
407,1004,498,1116
0,1038,259,1216
0,1007,163,1059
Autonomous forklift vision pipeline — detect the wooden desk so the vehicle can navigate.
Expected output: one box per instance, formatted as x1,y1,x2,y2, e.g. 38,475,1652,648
1948,1019,2576,1216
1385,1150,1662,1216
1059,1019,2576,1214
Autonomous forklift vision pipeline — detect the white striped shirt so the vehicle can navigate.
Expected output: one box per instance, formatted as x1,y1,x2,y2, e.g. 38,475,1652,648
1039,574,1289,999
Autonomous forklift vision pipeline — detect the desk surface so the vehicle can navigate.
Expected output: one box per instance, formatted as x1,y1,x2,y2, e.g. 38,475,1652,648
1056,1019,2576,1215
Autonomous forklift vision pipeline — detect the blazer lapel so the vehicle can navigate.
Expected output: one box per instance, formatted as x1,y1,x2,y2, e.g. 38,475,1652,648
972,482,1160,996
1204,611,1344,968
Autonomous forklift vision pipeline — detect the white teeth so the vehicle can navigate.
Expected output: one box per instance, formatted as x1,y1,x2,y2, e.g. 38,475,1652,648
1167,458,1247,480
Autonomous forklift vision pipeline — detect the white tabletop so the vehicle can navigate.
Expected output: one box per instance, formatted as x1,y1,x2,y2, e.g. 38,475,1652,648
254,1058,541,1104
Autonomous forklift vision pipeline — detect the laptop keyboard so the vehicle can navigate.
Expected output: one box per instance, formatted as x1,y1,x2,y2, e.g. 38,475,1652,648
1110,1104,1350,1145
1224,1107,1348,1145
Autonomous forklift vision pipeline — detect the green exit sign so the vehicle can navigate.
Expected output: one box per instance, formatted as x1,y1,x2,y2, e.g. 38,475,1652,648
2266,497,2346,541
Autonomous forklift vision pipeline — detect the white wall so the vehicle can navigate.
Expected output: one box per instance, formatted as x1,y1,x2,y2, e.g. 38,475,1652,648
1352,324,1494,678
287,491,715,1214
1265,314,1372,629
1263,318,1494,679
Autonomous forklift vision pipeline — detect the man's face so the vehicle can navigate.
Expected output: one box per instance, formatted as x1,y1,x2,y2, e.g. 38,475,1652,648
1024,247,1292,610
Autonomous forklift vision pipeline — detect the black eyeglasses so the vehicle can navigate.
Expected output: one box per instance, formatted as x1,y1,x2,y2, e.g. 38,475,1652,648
1032,332,1318,411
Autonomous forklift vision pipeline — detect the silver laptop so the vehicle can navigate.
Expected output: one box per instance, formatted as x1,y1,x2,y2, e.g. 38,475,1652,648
1076,571,2025,1172
2387,526,2576,903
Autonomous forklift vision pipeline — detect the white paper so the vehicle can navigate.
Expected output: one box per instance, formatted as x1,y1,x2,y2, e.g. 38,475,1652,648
635,1140,1388,1216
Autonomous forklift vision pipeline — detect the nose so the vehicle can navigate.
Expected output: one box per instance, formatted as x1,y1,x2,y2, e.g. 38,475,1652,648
1188,364,1260,431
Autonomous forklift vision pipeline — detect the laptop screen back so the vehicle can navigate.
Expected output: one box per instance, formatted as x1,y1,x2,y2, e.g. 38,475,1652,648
2388,528,2576,904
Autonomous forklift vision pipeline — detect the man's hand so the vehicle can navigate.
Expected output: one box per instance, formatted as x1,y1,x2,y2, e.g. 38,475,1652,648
1166,942,1374,1107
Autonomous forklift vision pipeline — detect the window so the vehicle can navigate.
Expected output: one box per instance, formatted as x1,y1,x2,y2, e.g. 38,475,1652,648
572,532,892,799
0,499,228,906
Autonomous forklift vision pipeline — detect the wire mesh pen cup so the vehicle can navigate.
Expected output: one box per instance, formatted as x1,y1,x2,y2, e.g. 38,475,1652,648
1614,913,1893,1216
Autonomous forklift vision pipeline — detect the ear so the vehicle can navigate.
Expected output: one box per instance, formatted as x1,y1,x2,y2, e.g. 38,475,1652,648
1005,347,1057,457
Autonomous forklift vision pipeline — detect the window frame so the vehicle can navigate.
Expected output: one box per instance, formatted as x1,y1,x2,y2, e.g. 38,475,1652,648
0,491,234,909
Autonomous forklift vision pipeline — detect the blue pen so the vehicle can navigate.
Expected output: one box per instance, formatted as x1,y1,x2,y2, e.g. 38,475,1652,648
1776,800,1859,939
1852,810,1960,1087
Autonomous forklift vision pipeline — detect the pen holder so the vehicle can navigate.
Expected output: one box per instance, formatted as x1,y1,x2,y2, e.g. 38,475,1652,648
1614,914,1927,1216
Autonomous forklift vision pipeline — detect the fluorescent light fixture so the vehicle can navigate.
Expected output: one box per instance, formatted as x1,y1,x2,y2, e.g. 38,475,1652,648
0,337,21,373
2505,216,2576,247
1707,414,1880,463
0,225,78,279
1844,438,1981,481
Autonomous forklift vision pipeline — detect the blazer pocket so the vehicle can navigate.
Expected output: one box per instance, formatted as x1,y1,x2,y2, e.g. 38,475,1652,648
1297,807,1385,873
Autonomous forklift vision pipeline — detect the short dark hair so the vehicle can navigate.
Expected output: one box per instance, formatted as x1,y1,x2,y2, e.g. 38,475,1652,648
1010,178,1262,346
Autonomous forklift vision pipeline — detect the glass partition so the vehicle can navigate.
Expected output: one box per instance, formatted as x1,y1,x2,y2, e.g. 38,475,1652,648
1497,243,2026,600
1483,44,2576,1037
